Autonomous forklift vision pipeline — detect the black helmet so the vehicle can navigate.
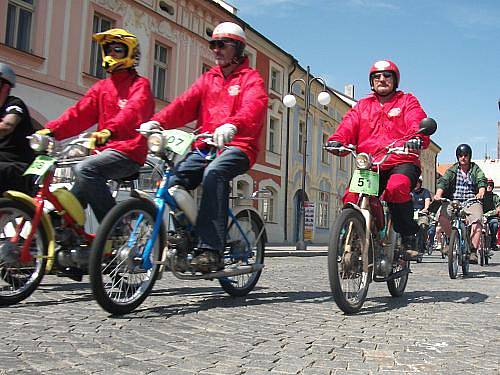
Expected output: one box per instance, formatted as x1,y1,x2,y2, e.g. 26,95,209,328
456,144,472,160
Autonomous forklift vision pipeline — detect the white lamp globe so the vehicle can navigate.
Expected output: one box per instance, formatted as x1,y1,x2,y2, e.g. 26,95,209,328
283,94,297,108
317,91,331,106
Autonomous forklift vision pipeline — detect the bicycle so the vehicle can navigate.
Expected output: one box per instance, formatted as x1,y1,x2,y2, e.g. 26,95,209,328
477,216,491,266
0,134,161,305
89,129,267,315
414,209,429,263
437,197,479,279
325,118,437,314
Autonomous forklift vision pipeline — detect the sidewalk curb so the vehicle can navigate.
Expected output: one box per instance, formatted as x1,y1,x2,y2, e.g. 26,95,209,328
265,247,328,257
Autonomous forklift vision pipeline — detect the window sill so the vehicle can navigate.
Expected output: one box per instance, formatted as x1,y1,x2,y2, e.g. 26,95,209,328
0,43,45,65
81,72,103,86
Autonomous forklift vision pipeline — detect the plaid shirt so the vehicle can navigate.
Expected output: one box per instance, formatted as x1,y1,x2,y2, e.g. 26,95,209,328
453,168,476,201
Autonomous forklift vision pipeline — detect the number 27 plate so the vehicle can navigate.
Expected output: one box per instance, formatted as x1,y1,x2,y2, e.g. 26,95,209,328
23,155,56,176
349,169,379,196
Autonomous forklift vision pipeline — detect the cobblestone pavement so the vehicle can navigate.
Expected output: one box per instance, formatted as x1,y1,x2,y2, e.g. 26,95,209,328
2,252,500,374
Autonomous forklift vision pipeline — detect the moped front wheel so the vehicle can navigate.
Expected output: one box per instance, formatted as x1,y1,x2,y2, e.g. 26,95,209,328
328,208,371,314
89,198,164,315
448,229,459,279
0,199,48,305
386,232,409,297
219,210,265,297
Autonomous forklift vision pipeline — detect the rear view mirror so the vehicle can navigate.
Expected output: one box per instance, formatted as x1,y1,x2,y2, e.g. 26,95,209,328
418,118,437,136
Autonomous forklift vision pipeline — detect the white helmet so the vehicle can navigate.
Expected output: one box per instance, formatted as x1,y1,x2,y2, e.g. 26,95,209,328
212,22,246,44
0,63,16,87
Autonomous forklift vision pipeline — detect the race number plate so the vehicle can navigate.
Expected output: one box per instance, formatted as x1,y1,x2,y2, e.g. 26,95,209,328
163,129,195,155
349,169,379,196
23,155,56,176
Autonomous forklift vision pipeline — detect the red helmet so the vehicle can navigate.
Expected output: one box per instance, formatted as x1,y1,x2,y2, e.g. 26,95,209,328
487,178,494,185
369,60,400,89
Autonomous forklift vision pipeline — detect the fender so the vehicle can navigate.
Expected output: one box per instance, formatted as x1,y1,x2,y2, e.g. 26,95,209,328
232,207,268,245
3,191,56,273
130,189,155,204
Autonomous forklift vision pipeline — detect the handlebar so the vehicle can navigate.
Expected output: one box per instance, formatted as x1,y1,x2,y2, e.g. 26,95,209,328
323,143,418,167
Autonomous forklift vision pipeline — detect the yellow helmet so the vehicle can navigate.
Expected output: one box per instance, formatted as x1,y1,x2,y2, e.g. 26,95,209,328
93,28,140,72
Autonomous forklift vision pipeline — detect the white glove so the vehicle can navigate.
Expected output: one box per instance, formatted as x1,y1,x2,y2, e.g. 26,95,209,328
139,120,161,132
213,123,237,148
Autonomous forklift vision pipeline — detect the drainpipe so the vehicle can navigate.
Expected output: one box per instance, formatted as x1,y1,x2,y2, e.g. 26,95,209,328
283,60,297,243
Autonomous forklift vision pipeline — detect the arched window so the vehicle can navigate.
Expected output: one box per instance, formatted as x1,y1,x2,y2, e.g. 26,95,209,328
261,187,276,222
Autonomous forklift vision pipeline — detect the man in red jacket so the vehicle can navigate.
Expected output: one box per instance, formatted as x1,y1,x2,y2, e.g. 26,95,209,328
327,60,429,259
141,22,268,272
37,29,154,222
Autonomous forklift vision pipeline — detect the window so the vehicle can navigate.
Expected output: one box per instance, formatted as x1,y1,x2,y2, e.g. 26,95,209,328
262,188,275,222
5,0,34,52
318,190,329,228
268,117,280,154
90,14,113,78
153,42,169,100
298,120,305,154
321,132,330,164
270,67,281,93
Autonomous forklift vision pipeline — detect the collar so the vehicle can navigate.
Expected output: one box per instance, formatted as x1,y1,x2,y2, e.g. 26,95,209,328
212,56,249,78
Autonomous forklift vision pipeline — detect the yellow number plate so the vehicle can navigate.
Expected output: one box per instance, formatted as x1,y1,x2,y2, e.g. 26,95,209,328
23,155,56,176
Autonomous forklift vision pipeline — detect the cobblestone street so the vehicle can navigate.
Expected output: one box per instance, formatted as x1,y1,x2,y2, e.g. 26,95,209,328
2,251,500,374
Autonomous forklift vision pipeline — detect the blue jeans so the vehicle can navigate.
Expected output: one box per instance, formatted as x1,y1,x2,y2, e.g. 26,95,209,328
168,147,250,252
71,149,141,222
487,216,498,249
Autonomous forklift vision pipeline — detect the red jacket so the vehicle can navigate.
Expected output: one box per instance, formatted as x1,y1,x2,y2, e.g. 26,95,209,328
328,91,428,170
151,57,268,166
46,70,154,165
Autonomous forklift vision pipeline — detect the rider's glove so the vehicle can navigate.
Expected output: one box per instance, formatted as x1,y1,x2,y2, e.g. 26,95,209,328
35,128,53,137
325,140,343,149
405,137,423,150
139,121,162,132
213,123,237,148
90,129,112,146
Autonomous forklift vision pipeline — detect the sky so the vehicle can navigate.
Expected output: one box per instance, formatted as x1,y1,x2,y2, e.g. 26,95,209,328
229,0,500,164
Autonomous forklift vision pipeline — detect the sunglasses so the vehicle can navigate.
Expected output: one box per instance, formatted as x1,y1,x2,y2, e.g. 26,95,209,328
209,40,237,51
104,45,126,55
372,71,393,80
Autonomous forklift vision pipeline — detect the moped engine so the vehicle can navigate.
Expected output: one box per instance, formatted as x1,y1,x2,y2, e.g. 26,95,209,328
55,227,89,269
164,230,195,273
374,254,392,277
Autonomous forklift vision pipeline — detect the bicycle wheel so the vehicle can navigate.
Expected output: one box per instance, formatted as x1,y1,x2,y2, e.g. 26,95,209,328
448,229,459,279
387,232,409,297
328,208,370,314
416,227,424,263
0,199,48,305
219,210,265,296
89,198,164,315
478,233,486,267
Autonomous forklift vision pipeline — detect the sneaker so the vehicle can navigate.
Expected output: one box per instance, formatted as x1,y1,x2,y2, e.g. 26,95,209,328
469,252,478,264
190,249,223,273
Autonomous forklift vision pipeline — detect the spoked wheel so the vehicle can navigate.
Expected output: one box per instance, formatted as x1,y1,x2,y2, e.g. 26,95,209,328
89,198,164,315
387,232,409,297
328,208,371,314
440,234,447,259
478,233,486,267
219,210,265,296
448,229,459,279
415,226,424,263
0,199,48,305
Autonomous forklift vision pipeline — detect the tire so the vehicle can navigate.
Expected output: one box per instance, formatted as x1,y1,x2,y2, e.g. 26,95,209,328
0,199,48,305
328,208,371,314
415,227,424,263
479,233,486,267
387,232,409,297
219,210,265,297
89,198,164,315
448,229,459,279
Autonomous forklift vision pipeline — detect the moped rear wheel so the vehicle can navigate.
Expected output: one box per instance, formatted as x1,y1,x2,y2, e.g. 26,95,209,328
328,208,370,314
448,229,459,279
0,199,48,305
478,233,486,267
219,210,265,297
89,198,164,315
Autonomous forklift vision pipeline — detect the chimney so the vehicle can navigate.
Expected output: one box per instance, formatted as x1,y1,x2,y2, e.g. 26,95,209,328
344,84,354,99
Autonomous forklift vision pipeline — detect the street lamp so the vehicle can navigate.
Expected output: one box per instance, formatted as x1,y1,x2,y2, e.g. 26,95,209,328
283,65,331,250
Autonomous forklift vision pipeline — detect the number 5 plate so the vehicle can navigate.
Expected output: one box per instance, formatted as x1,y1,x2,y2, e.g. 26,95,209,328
349,169,379,196
23,155,56,176
163,129,195,155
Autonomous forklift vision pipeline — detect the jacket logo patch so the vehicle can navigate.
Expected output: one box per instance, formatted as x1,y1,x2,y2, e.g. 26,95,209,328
228,85,240,96
118,99,128,109
387,107,401,117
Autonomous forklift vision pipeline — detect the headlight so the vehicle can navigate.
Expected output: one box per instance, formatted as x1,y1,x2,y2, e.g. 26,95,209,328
451,200,461,210
28,134,54,153
355,153,372,170
147,133,165,154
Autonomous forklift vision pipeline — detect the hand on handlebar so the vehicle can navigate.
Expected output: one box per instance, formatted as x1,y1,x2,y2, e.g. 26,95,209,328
325,141,348,156
404,137,423,150
90,129,112,146
35,128,53,137
139,120,162,132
